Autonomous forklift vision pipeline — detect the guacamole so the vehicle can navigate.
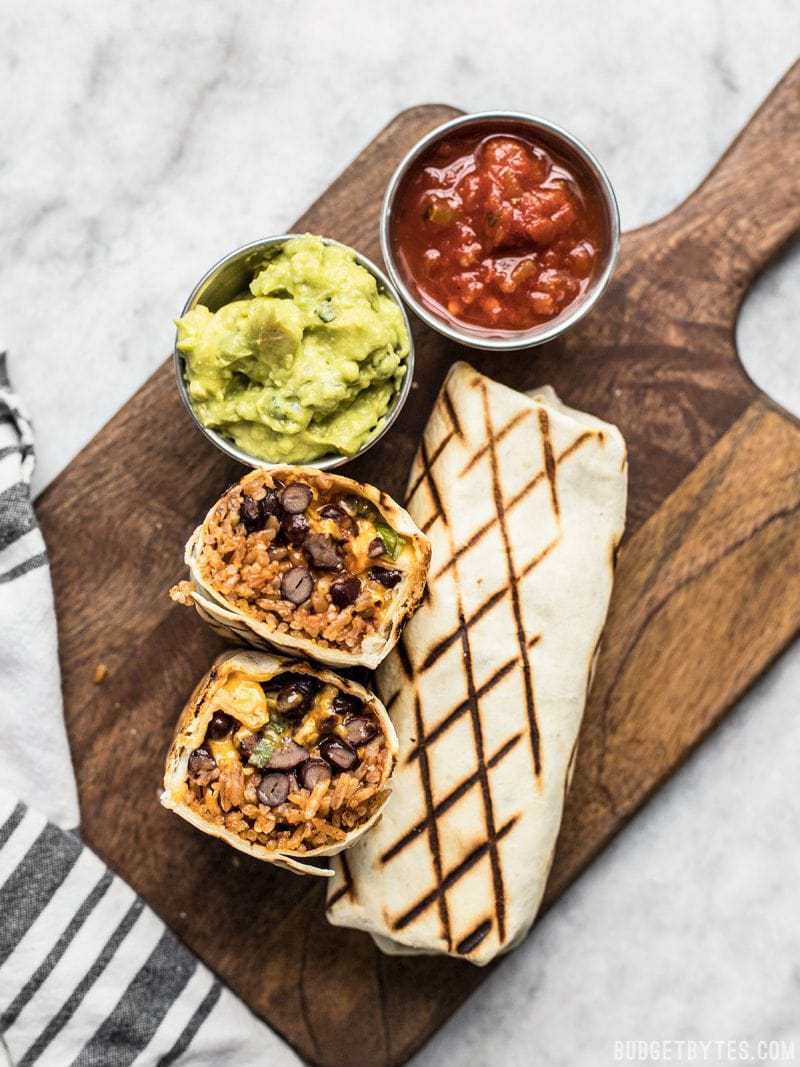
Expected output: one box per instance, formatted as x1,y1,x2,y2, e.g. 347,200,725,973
176,236,410,464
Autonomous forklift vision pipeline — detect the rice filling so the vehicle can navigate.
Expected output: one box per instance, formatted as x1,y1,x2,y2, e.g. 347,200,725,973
171,470,410,652
183,666,390,853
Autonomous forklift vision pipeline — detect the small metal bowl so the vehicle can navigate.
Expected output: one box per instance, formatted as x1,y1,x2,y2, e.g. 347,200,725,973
174,234,415,470
380,111,620,351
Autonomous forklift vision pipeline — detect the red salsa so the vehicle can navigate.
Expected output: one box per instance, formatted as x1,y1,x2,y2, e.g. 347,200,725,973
390,126,608,333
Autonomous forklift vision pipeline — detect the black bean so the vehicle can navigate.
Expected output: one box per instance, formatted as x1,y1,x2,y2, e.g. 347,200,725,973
369,567,402,588
270,672,320,697
206,711,233,740
300,760,332,790
280,482,313,513
257,773,290,807
237,732,259,759
317,714,338,736
319,503,345,520
330,576,361,608
276,683,312,717
319,737,359,772
332,691,362,717
283,512,309,546
260,489,282,518
240,496,264,533
188,746,215,773
318,503,357,536
343,716,378,746
305,533,343,570
281,567,314,604
368,537,385,559
266,740,309,770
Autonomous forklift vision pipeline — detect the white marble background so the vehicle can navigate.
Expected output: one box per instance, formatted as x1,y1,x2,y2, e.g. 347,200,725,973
3,2,800,1065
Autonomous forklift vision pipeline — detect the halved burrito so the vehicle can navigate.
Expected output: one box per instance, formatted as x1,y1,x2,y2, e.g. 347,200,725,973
326,362,627,960
170,467,430,669
161,649,398,876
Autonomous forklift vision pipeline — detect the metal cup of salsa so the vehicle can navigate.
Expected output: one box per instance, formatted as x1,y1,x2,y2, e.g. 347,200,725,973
380,112,620,350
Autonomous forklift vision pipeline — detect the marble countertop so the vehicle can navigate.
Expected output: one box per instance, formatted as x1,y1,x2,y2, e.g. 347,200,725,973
3,2,799,1063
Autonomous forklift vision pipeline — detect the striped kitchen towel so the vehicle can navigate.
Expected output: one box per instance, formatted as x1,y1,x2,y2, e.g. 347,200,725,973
0,356,298,1066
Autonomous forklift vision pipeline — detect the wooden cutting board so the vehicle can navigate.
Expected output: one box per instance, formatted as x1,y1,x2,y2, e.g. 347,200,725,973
38,61,800,1067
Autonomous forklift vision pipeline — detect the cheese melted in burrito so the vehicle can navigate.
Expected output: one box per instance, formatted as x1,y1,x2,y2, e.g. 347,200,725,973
162,650,398,876
326,362,627,961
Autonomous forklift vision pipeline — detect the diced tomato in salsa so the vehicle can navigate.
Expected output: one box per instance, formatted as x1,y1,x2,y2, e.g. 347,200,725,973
390,126,607,332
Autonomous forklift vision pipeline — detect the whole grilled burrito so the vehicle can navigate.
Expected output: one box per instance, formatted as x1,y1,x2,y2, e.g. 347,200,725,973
162,649,398,876
326,362,627,963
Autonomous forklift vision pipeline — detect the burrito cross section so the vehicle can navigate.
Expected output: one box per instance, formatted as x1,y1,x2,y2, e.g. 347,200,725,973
170,467,431,670
161,650,398,877
326,361,627,962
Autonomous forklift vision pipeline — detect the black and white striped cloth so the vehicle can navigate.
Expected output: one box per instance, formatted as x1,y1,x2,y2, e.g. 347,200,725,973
0,356,290,1066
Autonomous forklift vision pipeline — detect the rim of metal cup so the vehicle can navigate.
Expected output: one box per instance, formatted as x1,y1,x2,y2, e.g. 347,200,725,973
380,111,621,351
174,234,416,471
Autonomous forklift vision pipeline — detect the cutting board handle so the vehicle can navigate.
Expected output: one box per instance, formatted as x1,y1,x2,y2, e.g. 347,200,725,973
662,58,800,301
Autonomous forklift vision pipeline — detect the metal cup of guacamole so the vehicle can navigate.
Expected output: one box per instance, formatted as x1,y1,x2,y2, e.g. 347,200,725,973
174,234,415,471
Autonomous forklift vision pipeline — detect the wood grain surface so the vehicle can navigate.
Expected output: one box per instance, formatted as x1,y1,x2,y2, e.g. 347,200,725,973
37,61,800,1067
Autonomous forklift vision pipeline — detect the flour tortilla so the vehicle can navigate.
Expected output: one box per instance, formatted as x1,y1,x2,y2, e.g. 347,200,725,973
180,466,430,669
326,362,627,961
161,648,398,877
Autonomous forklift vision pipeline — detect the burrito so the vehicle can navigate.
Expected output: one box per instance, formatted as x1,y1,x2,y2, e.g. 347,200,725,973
170,467,430,669
326,362,627,960
161,649,398,876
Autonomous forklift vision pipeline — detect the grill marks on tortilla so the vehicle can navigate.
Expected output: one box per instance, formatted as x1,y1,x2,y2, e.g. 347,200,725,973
404,656,519,764
377,378,602,952
417,437,449,535
404,383,462,523
391,423,509,950
538,407,560,518
382,732,522,863
419,586,507,673
458,408,531,477
391,818,517,934
440,384,463,440
327,854,355,909
460,616,506,940
480,382,542,776
412,692,452,949
456,919,493,956
430,428,594,583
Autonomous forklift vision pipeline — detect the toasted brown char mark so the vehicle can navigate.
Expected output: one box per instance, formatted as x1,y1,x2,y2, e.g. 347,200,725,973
458,614,507,943
405,431,453,506
384,689,401,711
456,919,493,956
431,432,595,583
413,693,452,950
562,429,597,461
383,732,522,863
391,817,518,933
418,436,448,534
480,382,542,777
419,586,507,672
441,384,464,439
327,853,354,909
396,634,414,680
459,409,531,477
398,427,509,947
538,407,559,519
405,656,519,764
519,536,560,580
